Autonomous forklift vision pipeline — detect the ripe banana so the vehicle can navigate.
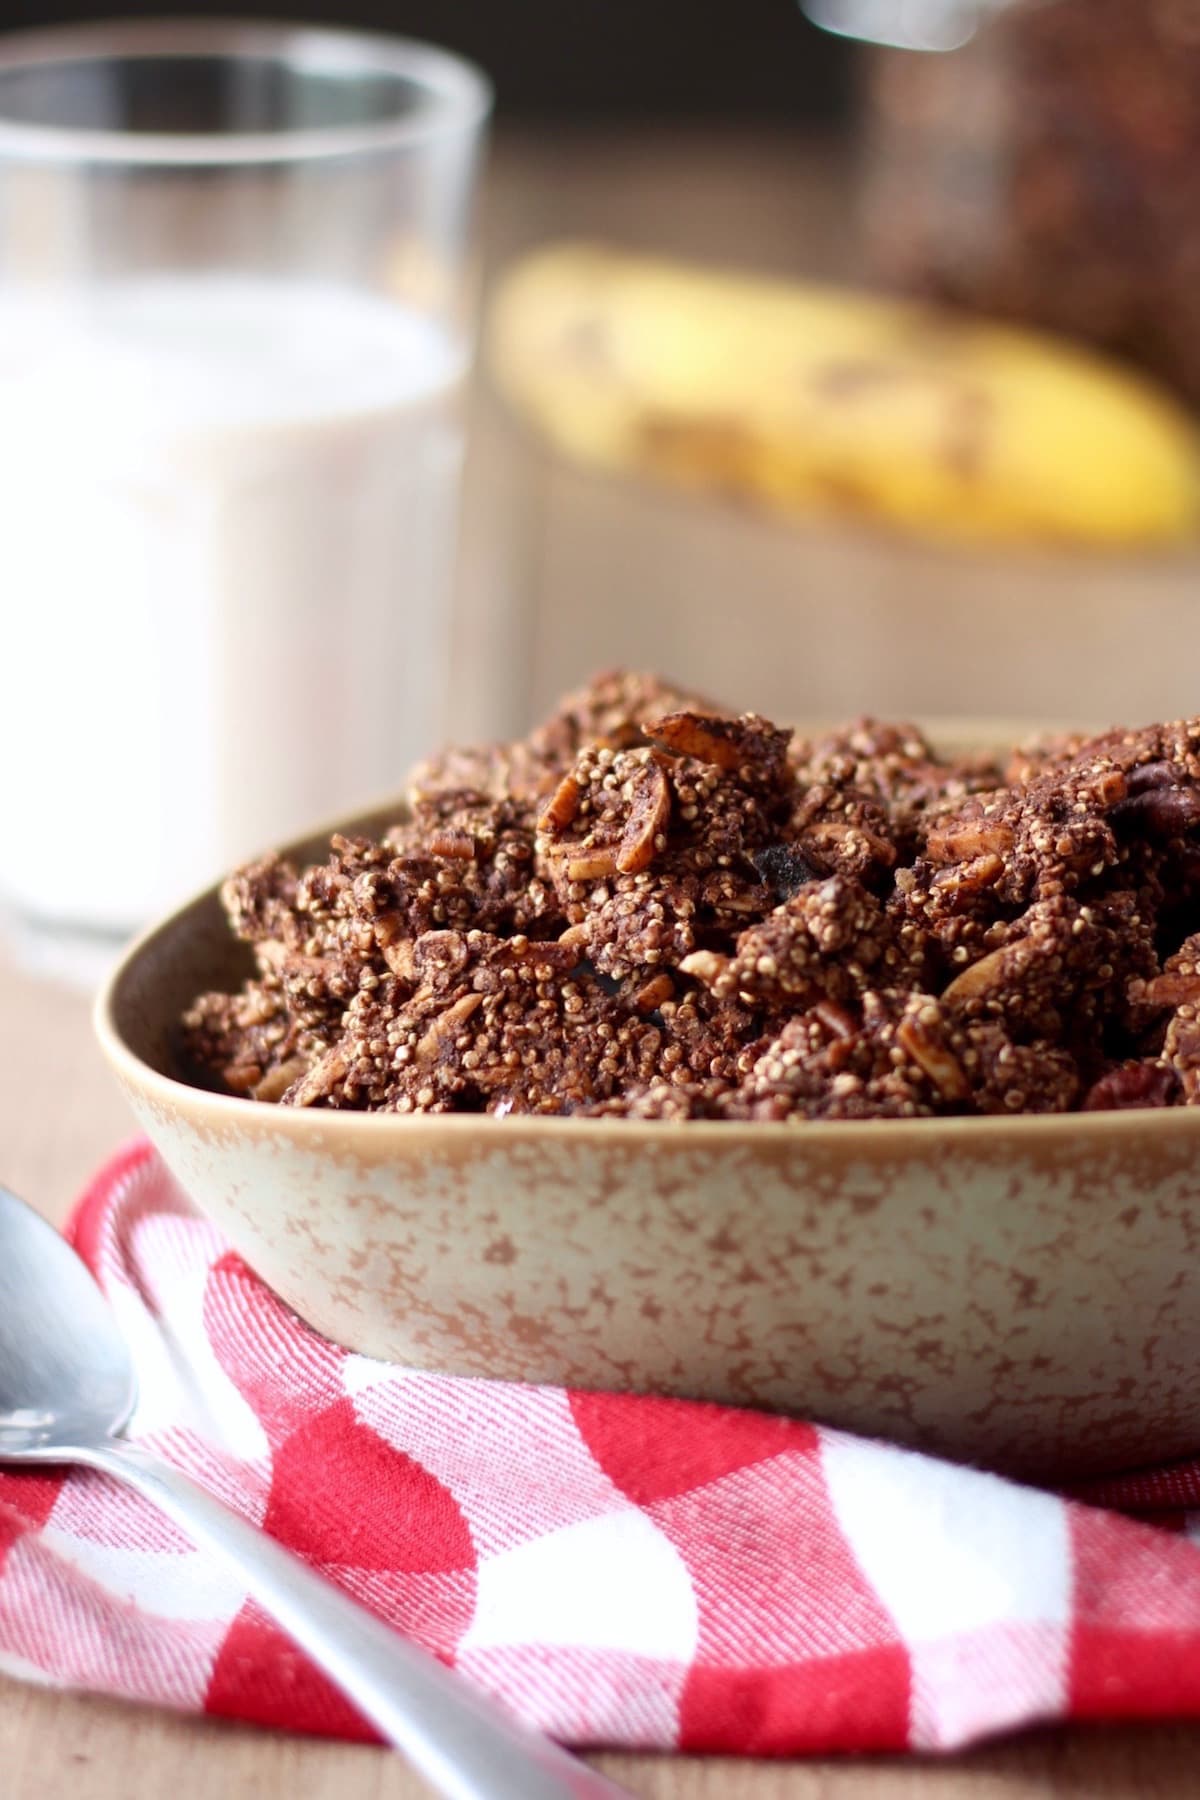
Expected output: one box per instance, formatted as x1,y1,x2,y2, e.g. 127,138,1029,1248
487,243,1200,547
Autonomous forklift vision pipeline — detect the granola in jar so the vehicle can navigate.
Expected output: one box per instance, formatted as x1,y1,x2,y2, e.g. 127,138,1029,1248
861,0,1200,406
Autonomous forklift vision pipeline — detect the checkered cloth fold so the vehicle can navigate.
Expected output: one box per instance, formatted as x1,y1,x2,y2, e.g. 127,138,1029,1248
3,1139,1200,1755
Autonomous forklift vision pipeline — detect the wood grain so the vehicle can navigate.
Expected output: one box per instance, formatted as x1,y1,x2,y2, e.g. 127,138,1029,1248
5,1663,1200,1798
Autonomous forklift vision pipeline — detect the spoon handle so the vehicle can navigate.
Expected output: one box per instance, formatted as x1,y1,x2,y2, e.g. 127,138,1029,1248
75,1436,633,1800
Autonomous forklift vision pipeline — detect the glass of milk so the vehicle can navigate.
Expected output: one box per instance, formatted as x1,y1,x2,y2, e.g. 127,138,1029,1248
0,20,490,967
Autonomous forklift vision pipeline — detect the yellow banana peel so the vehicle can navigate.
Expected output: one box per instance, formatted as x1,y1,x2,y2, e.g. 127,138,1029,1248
487,243,1200,548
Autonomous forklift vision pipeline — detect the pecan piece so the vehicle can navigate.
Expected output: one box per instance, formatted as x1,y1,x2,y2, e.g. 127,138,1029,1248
813,999,856,1039
538,773,582,833
222,1059,264,1096
679,949,730,986
646,710,776,773
941,943,1011,1004
415,992,484,1065
931,853,1004,902
1143,972,1200,1009
426,828,476,860
564,847,620,882
288,1048,349,1107
925,820,1015,863
252,1057,309,1104
1092,770,1128,808
381,937,416,982
616,761,672,875
543,840,621,882
897,1014,971,1102
635,973,674,1013
372,909,408,949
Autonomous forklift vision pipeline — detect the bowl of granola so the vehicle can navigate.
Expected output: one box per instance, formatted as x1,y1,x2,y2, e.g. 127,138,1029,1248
96,672,1200,1479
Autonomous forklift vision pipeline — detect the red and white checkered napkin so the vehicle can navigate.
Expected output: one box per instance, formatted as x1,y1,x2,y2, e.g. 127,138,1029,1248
5,1141,1200,1756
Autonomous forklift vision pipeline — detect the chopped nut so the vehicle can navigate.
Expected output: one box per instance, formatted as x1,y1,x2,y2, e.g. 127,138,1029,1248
931,853,1004,899
635,973,675,1013
252,1057,309,1104
679,950,729,985
617,761,672,875
289,1049,349,1108
897,1017,971,1102
646,710,753,770
538,773,582,833
813,1000,856,1039
1144,973,1200,1009
427,829,476,860
564,848,620,882
926,821,1015,863
416,992,484,1065
222,1060,263,1095
941,944,1011,1004
646,709,790,776
381,937,416,981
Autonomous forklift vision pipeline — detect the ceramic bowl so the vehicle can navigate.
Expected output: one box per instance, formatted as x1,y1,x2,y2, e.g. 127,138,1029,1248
94,758,1200,1483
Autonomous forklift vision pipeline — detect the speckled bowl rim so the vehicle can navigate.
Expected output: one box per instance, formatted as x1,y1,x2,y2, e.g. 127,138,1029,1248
94,716,1200,1151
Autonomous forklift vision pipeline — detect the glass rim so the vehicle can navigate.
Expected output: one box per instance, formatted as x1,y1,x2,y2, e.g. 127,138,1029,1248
0,18,493,166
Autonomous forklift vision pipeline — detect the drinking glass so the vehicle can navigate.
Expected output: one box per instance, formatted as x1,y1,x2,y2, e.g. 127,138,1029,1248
0,20,490,968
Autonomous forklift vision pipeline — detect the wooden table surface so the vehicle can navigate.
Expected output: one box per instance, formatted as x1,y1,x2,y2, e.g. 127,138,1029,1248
4,124,1200,1799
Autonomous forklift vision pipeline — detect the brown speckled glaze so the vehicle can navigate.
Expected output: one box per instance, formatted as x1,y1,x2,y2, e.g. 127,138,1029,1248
94,752,1200,1483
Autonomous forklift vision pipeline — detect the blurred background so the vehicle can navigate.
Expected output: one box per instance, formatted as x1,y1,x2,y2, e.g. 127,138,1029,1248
3,0,1200,965
0,2,857,122
445,0,1200,744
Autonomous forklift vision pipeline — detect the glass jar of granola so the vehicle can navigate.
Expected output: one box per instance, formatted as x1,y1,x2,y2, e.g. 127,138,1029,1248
824,0,1200,407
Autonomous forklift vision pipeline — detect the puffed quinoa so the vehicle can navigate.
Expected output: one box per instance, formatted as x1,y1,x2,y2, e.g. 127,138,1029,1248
180,674,1200,1120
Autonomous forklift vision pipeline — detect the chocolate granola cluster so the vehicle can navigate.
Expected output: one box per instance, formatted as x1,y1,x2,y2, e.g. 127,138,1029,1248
181,673,1200,1121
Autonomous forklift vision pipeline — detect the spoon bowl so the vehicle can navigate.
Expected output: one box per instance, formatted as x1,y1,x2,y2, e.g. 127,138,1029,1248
0,1183,136,1457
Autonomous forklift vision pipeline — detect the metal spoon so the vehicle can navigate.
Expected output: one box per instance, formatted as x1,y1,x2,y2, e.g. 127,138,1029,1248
0,1183,632,1800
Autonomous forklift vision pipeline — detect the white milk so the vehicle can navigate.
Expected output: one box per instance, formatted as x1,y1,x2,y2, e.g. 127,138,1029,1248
0,275,467,936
